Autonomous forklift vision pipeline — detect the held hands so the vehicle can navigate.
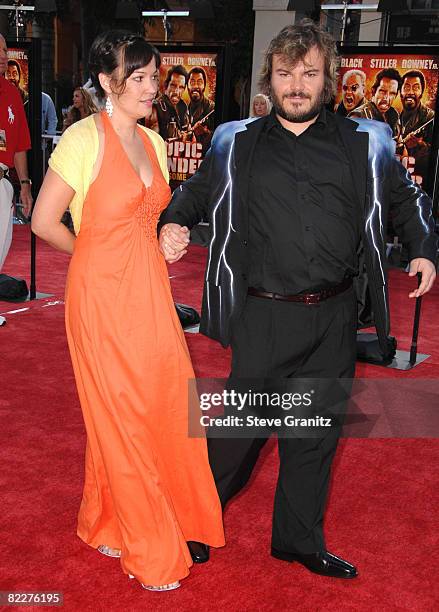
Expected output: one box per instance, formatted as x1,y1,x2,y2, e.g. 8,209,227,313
159,223,190,263
408,258,436,298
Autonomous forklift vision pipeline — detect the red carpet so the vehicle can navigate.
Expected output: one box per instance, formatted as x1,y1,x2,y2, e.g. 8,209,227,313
1,226,438,611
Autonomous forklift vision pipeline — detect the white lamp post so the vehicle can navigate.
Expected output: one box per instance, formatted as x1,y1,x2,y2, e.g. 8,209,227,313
0,2,35,40
142,9,190,45
322,2,379,44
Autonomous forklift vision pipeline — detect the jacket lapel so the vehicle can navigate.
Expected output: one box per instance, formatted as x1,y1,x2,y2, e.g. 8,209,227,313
233,116,268,239
334,114,369,214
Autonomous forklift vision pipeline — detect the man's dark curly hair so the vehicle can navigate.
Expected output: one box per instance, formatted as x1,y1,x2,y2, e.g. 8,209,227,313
258,19,338,105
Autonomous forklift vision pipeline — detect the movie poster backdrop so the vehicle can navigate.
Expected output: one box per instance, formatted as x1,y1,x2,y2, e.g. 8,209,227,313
145,46,225,191
335,47,439,202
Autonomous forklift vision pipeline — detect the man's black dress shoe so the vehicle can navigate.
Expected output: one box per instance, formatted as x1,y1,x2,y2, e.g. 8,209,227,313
187,541,210,563
271,548,358,578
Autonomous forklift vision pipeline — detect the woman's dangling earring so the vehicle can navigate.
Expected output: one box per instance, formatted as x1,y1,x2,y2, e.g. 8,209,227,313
105,95,113,118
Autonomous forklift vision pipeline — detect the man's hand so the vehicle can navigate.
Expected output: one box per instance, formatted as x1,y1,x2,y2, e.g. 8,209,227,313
193,120,208,138
159,223,190,263
20,184,33,217
408,257,436,298
405,134,427,151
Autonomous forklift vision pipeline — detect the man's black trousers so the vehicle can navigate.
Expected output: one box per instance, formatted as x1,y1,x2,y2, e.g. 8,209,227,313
207,286,357,554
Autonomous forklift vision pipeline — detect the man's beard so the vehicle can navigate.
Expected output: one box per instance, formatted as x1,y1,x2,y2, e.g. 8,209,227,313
271,87,325,123
402,96,420,112
190,89,202,101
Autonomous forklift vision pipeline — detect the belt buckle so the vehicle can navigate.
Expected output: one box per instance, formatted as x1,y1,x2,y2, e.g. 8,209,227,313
304,293,319,304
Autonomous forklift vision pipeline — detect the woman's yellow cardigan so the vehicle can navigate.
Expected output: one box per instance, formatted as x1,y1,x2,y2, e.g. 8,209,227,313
48,114,169,235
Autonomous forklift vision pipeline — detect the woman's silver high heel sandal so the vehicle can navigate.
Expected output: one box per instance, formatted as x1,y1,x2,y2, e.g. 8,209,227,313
97,545,121,558
128,574,181,591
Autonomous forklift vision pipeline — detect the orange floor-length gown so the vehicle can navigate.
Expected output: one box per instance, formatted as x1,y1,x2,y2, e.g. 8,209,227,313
64,112,224,585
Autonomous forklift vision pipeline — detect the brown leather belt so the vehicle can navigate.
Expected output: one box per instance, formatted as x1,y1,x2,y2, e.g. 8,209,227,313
248,278,353,304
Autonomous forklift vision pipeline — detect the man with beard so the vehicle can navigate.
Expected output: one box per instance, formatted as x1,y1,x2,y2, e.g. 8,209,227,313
399,70,435,180
351,68,401,137
6,60,28,105
187,66,215,154
335,69,366,116
158,21,436,578
149,65,189,141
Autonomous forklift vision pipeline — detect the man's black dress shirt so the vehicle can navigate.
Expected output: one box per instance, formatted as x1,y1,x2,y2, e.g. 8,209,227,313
248,107,360,294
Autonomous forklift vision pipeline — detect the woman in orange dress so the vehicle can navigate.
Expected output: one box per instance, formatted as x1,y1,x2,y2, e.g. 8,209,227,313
32,31,224,591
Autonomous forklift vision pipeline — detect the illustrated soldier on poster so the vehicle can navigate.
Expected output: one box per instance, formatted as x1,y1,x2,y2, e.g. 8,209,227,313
349,68,401,138
6,59,28,105
187,66,215,155
149,65,189,141
335,69,367,117
399,70,435,180
5,48,29,107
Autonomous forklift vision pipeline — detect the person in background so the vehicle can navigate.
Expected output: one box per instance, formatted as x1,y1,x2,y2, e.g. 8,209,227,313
0,33,32,328
42,91,58,135
250,93,272,117
62,87,98,131
6,59,28,105
82,77,105,110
